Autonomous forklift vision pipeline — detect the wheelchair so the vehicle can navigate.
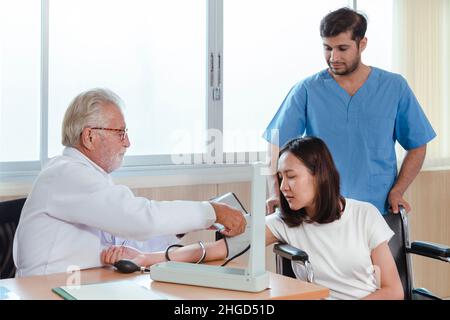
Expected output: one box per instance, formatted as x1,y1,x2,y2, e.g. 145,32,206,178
0,198,26,279
273,208,450,300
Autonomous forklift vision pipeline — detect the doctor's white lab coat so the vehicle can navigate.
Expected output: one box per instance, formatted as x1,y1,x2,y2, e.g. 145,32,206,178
13,147,215,276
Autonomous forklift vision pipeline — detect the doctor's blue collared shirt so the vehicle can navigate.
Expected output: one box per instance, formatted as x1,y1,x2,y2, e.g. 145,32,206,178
263,67,436,214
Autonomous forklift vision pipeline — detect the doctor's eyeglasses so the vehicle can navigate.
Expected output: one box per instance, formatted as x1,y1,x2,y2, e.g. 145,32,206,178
90,127,128,141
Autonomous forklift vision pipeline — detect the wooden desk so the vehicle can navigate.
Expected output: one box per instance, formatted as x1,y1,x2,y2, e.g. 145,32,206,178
0,266,328,300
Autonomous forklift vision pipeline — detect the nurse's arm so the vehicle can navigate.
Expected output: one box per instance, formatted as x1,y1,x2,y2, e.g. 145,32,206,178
388,144,426,213
266,142,281,214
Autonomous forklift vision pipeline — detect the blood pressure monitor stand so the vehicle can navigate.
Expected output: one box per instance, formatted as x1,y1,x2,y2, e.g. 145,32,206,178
149,163,270,292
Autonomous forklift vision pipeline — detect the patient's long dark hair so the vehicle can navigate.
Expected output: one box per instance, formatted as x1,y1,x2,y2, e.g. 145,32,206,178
278,136,345,227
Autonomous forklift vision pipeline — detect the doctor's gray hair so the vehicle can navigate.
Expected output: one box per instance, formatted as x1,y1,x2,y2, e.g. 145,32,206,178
61,88,124,147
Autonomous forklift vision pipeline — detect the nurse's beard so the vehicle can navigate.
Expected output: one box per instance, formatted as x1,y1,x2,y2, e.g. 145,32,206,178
329,58,360,76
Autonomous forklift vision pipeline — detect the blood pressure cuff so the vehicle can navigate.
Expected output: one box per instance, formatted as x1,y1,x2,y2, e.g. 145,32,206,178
224,214,252,259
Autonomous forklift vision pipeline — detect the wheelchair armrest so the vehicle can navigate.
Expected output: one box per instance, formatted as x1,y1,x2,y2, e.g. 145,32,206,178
408,241,450,262
412,288,441,300
273,243,309,262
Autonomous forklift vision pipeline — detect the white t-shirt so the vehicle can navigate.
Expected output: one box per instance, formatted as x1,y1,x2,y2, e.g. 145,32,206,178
266,198,394,300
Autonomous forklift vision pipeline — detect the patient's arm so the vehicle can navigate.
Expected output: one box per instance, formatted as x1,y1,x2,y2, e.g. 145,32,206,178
101,239,228,267
102,226,279,267
362,241,404,300
100,245,142,265
265,226,279,246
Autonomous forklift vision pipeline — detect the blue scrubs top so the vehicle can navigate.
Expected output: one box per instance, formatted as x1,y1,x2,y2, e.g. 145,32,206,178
263,67,436,214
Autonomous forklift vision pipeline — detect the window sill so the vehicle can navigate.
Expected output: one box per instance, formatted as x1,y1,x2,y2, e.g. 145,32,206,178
0,163,255,197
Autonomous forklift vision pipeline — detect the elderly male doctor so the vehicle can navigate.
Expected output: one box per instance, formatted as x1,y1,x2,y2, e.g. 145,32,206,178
13,88,246,277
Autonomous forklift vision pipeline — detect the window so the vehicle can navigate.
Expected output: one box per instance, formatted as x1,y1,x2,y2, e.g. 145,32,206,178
0,0,40,162
357,0,393,71
0,0,395,176
48,0,207,158
223,0,349,153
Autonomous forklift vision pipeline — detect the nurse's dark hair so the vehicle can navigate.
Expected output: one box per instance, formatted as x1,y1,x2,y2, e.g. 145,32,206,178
320,7,367,45
277,136,345,227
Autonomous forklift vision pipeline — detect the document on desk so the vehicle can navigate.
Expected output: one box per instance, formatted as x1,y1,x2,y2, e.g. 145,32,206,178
0,286,21,300
52,280,166,300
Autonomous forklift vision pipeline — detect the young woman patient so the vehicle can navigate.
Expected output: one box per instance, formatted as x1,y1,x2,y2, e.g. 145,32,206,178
101,136,404,300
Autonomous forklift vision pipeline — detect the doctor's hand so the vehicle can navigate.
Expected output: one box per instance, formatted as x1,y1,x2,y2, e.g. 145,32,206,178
388,189,411,214
101,245,143,265
210,202,246,237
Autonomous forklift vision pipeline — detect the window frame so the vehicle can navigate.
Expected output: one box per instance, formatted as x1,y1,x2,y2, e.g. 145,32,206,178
0,0,358,181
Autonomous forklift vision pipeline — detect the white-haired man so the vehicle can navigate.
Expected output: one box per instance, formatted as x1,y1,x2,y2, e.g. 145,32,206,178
13,88,246,276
